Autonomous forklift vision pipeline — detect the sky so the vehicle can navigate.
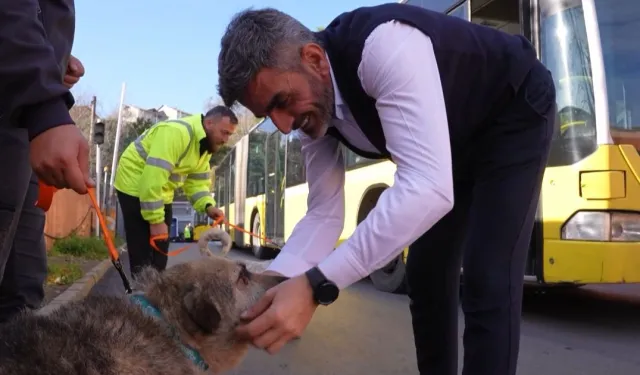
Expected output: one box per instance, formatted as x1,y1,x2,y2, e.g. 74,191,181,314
71,0,390,117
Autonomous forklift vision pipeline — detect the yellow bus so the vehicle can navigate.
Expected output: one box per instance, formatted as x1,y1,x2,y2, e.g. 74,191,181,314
214,0,640,293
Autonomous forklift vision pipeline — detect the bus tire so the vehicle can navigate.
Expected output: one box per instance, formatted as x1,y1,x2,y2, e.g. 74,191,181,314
369,253,407,294
251,214,272,260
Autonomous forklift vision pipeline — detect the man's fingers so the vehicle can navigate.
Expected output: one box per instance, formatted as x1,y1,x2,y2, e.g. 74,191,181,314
252,327,283,350
241,289,275,321
266,334,294,355
236,311,273,340
62,159,88,194
77,138,94,188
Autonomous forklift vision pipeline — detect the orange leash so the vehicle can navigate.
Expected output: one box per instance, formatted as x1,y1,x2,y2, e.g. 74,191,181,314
36,182,133,293
149,216,275,257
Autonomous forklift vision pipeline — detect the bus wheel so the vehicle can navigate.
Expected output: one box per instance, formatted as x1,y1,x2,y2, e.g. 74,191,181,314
251,215,271,260
369,253,407,294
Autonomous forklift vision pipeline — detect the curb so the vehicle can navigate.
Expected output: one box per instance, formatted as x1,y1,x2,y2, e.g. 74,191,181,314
36,245,126,316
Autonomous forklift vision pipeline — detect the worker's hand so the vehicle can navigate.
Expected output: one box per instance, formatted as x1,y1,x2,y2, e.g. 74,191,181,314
30,124,94,194
206,205,225,222
64,55,85,89
236,274,318,354
150,223,168,238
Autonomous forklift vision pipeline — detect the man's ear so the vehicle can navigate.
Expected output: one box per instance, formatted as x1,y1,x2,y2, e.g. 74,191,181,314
181,285,222,335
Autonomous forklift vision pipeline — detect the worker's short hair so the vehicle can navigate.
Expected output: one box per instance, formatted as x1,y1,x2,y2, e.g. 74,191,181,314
205,105,239,125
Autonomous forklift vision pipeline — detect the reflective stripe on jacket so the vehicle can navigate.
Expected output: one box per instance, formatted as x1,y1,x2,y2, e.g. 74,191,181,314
113,114,216,224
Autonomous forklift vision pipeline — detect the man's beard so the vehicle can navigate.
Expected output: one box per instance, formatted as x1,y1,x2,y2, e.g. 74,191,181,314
306,74,334,139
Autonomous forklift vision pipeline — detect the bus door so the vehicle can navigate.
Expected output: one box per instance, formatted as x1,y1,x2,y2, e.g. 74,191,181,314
264,130,286,247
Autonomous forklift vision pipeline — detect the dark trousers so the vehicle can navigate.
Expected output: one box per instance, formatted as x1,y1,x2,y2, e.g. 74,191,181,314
406,60,556,375
0,128,47,323
116,190,172,278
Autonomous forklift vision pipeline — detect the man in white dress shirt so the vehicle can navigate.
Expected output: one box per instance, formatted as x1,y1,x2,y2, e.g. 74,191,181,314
217,4,556,375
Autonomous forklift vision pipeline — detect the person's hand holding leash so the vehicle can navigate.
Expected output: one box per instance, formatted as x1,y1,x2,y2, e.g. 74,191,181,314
150,223,168,238
206,205,225,222
64,55,85,89
30,125,93,194
236,275,318,354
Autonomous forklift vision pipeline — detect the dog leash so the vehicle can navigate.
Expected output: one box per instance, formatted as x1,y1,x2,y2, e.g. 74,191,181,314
36,182,133,294
149,216,276,257
37,182,274,294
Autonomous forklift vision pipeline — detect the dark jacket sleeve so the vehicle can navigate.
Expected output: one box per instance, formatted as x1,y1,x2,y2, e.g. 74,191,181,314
0,0,75,140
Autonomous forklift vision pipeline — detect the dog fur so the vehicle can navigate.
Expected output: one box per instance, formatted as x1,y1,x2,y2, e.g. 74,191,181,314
0,227,286,375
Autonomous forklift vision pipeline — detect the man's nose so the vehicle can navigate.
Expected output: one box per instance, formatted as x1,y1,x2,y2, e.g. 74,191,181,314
269,110,294,134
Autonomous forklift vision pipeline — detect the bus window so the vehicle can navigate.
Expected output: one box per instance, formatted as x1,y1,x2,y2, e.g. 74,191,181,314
594,0,640,142
229,151,235,204
246,121,270,197
471,0,521,34
448,0,469,20
285,130,306,187
539,0,598,166
404,0,459,13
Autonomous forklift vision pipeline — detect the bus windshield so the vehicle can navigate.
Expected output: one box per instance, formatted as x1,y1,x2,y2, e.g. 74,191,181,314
539,0,598,166
539,0,640,166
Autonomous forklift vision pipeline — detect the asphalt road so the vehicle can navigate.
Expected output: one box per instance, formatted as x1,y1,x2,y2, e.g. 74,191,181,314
90,242,640,375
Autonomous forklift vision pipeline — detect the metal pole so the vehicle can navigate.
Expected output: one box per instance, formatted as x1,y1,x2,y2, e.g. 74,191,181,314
95,144,101,237
89,96,98,237
108,82,126,200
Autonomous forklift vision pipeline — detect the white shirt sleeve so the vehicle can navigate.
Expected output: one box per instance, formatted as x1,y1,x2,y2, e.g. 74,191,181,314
266,131,346,277
316,21,455,289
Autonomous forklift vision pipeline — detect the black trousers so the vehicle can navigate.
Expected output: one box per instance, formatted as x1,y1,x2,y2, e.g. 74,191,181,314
0,128,47,323
116,190,172,278
406,60,556,375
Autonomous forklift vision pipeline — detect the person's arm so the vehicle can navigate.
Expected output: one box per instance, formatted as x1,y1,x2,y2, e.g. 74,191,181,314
138,125,191,224
316,21,455,289
266,132,346,277
183,165,216,212
0,0,75,138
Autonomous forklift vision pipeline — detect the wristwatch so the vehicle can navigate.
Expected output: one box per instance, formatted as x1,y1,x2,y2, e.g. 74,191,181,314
304,266,339,306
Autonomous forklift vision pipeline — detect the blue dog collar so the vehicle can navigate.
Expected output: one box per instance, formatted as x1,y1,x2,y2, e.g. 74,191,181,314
129,294,209,371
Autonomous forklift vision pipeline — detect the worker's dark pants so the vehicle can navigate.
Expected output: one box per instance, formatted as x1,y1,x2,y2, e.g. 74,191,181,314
406,60,556,375
0,129,47,323
116,190,172,279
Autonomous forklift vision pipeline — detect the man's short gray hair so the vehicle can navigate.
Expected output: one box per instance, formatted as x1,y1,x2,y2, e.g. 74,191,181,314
217,8,319,107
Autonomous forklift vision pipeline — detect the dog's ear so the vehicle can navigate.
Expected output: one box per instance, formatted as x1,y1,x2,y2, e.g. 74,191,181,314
181,285,222,335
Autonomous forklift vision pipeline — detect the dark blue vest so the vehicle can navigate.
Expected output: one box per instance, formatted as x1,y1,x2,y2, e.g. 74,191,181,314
317,3,539,160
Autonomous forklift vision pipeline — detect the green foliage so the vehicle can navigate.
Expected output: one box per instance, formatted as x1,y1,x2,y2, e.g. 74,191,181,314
46,263,83,286
50,234,110,260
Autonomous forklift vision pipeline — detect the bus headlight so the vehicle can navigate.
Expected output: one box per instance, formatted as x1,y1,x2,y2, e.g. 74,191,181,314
561,211,640,242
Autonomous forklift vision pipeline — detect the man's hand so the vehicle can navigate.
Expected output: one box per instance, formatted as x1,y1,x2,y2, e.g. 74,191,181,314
150,223,168,237
64,55,84,89
236,274,318,354
30,125,93,194
206,205,225,222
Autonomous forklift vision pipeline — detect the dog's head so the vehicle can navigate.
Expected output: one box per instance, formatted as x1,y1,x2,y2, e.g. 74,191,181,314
134,228,287,372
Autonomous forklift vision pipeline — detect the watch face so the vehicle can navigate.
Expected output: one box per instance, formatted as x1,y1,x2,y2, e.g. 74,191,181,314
317,282,339,305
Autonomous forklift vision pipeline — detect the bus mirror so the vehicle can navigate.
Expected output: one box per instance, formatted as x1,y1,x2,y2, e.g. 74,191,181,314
94,122,105,145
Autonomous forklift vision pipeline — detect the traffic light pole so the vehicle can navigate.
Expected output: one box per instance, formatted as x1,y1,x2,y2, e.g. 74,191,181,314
93,121,105,237
95,144,101,237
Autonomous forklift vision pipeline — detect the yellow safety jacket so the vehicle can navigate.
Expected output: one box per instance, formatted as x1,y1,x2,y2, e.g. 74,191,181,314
114,114,216,224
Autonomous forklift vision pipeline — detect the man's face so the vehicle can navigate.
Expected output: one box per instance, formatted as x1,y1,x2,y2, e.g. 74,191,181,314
204,115,237,153
240,44,334,139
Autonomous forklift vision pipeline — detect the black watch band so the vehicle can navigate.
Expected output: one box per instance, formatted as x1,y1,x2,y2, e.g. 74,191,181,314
305,266,339,306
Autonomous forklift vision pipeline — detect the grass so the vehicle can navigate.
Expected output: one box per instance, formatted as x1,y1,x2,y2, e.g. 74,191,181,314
46,263,83,286
45,233,125,286
49,233,123,260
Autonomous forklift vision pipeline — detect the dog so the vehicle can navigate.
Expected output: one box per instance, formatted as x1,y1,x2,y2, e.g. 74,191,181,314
0,227,287,375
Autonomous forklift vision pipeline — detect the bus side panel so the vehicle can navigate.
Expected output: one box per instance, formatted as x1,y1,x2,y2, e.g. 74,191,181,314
340,161,397,245
283,183,308,243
